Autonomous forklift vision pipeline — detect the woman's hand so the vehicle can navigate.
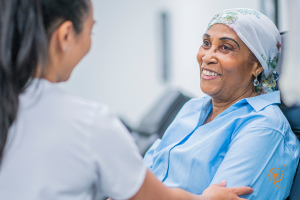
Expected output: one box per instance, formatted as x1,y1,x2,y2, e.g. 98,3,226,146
202,180,253,200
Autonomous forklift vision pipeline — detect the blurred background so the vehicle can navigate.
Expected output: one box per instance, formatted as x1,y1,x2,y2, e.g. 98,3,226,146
58,0,289,127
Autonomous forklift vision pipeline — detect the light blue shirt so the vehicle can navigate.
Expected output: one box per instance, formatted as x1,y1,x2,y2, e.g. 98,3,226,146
144,91,300,199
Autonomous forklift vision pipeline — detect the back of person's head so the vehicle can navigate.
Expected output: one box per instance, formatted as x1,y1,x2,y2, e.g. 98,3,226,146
0,0,91,165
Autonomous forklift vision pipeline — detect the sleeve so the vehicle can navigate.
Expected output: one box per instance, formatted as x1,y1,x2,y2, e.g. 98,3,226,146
143,139,161,170
88,106,147,200
210,126,299,200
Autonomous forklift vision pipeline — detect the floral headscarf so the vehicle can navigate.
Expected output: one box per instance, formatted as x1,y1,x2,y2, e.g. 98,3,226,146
207,8,281,94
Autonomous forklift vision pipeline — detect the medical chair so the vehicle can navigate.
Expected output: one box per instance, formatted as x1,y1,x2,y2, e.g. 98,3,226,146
283,101,300,200
125,90,191,156
279,32,300,200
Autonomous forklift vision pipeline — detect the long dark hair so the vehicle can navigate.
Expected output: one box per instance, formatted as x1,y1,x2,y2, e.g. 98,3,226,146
0,0,90,165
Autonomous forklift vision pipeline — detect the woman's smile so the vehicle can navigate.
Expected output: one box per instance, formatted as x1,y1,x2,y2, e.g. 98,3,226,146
201,67,221,80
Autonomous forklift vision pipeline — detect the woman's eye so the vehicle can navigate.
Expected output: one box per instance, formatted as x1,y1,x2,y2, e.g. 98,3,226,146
203,41,210,47
221,44,233,51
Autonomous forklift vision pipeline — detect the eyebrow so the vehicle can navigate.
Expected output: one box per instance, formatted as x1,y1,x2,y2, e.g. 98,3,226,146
219,37,240,49
203,34,210,38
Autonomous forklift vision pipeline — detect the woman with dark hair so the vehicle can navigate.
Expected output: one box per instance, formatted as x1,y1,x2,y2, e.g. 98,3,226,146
0,1,253,199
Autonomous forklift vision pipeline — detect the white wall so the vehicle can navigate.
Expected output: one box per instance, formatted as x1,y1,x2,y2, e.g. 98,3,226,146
278,0,289,32
59,0,165,127
59,0,260,127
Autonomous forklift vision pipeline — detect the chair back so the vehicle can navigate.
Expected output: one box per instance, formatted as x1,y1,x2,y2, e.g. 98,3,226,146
278,32,300,200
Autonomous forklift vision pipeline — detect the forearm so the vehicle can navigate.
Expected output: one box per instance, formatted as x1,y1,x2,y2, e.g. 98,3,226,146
129,170,252,200
169,188,210,200
130,170,211,200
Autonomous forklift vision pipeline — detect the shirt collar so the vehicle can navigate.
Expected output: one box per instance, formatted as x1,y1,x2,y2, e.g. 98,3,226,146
245,91,281,112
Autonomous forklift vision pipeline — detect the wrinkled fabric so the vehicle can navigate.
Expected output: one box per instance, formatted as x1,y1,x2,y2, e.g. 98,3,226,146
144,92,300,199
208,8,281,94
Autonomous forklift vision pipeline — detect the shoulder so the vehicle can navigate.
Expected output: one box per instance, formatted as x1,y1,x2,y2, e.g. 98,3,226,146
234,101,290,139
234,104,300,158
21,79,124,139
239,91,286,131
47,85,132,144
43,82,112,125
246,103,289,134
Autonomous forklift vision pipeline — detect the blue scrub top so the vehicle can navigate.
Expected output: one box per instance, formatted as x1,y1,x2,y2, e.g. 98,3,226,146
144,91,300,199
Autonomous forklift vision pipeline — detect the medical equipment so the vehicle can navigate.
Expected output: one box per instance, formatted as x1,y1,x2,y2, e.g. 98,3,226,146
122,90,191,156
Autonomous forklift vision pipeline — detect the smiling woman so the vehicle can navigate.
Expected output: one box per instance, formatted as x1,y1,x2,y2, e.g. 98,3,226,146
198,23,263,124
144,8,300,200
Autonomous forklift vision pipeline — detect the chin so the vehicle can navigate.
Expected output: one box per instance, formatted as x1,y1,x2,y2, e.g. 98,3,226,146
200,85,210,96
200,83,214,96
200,84,217,97
57,73,72,83
62,75,71,82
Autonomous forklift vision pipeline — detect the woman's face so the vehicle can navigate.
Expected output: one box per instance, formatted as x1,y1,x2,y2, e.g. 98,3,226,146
66,1,95,76
46,0,95,82
197,24,259,100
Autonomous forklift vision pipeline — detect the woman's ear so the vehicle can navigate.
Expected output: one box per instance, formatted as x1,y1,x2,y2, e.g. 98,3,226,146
56,21,75,53
253,62,264,76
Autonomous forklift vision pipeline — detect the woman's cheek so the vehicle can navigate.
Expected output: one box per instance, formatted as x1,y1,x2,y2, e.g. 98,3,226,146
196,54,202,64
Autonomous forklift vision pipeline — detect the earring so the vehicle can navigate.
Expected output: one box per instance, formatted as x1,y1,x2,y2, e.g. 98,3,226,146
65,47,70,52
254,75,259,86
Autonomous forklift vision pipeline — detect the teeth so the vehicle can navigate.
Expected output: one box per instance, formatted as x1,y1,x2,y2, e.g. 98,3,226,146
203,69,219,76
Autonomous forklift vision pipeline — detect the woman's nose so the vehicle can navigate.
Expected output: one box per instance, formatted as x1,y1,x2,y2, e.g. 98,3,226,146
202,48,217,64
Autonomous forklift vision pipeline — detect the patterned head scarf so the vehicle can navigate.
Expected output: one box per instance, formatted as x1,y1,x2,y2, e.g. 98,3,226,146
207,8,281,94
